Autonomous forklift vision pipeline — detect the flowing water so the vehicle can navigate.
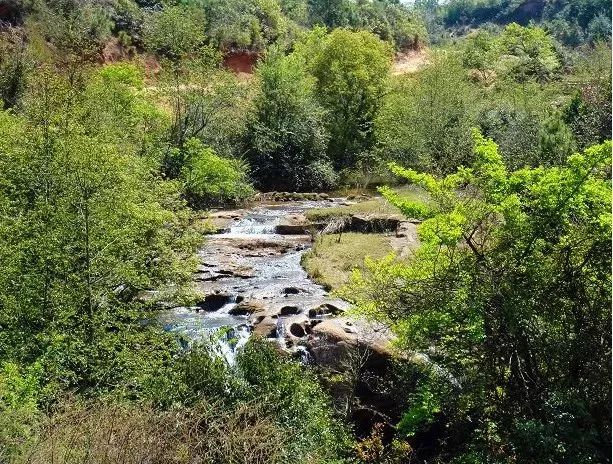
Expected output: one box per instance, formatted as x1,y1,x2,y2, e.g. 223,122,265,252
159,200,349,363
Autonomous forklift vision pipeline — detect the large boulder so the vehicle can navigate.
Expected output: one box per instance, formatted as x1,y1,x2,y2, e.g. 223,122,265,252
306,318,395,369
252,315,278,338
275,214,311,235
229,300,266,316
282,314,311,339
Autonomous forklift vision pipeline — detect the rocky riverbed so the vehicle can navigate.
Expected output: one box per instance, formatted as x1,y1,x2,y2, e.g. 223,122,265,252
159,199,394,365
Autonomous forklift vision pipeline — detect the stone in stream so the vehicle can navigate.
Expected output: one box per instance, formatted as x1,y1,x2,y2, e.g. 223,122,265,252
282,286,303,295
203,210,245,234
229,300,265,316
284,314,311,339
275,214,310,235
195,293,234,311
252,316,278,337
308,303,344,318
280,305,301,316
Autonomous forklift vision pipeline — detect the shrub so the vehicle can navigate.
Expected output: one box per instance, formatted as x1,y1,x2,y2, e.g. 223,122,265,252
142,5,207,62
180,138,254,207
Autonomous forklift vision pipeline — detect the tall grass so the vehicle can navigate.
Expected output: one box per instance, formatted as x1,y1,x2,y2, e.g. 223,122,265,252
9,399,286,464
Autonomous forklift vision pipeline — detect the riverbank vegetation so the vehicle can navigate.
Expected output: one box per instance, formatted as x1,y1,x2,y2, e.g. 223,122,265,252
0,0,611,462
303,232,394,290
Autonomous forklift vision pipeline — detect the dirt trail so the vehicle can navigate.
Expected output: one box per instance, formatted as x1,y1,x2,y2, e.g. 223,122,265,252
392,49,429,75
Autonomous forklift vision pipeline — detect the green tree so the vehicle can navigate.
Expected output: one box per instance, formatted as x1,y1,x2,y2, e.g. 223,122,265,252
346,132,611,462
28,0,113,83
308,0,357,27
376,53,475,174
461,23,561,83
0,69,199,398
496,23,561,82
304,28,393,169
180,138,254,207
353,0,428,50
244,51,333,191
538,112,576,166
142,5,207,63
200,0,289,51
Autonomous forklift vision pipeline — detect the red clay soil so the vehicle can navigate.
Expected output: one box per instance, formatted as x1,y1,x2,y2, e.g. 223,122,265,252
222,51,260,74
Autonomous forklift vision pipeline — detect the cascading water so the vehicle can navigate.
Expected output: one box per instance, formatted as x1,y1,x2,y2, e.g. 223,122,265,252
159,200,349,364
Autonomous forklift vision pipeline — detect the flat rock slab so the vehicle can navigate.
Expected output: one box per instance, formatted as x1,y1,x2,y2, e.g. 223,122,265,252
306,317,395,369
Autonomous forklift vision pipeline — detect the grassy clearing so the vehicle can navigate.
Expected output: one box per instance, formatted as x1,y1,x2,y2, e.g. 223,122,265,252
302,232,394,291
307,187,427,222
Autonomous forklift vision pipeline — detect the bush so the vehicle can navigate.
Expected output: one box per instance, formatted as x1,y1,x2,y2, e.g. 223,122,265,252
304,160,338,191
376,53,474,174
180,138,254,207
0,28,30,109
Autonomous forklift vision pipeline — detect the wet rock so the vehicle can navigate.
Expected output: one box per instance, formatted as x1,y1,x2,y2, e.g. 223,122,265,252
282,314,311,342
196,263,216,271
275,214,310,235
252,316,277,337
282,287,303,295
193,271,218,282
231,266,255,279
230,239,297,254
280,305,301,316
229,300,265,316
290,323,307,337
308,303,344,318
195,293,233,312
204,210,244,234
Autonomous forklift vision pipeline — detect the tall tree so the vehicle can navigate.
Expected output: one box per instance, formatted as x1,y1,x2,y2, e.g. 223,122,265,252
0,69,198,395
303,28,392,169
244,51,333,191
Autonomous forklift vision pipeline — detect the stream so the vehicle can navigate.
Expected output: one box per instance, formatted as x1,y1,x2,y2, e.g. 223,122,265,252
158,199,350,363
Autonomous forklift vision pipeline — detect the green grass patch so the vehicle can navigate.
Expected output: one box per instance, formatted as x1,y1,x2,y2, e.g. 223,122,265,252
302,232,393,291
307,187,427,223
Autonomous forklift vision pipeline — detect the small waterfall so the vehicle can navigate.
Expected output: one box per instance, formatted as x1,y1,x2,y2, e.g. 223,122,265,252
159,198,346,366
215,324,251,365
294,345,313,364
222,213,281,237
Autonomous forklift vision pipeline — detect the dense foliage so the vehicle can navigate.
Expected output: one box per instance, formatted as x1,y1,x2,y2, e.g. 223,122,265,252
245,50,334,191
0,0,610,462
346,133,611,462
